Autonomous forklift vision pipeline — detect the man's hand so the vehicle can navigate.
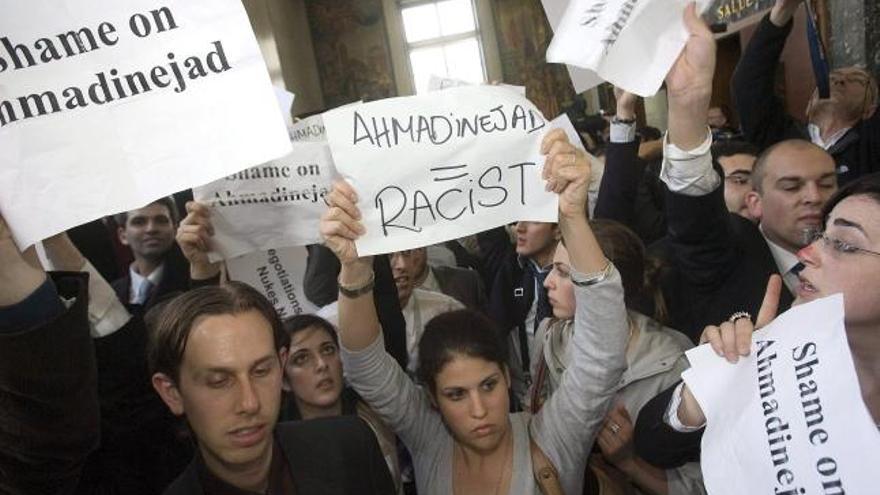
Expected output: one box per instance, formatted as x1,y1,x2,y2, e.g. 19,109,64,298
177,202,220,280
541,128,592,220
597,404,636,467
769,0,804,27
614,87,639,121
666,3,716,150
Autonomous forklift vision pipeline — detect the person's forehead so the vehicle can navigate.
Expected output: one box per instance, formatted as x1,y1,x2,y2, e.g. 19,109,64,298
765,145,834,178
718,154,756,172
290,325,334,350
832,67,870,79
830,196,880,235
129,202,172,219
182,311,276,371
552,242,570,263
436,354,501,387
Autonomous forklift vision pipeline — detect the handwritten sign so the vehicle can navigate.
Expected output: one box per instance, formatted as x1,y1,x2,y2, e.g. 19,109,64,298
0,0,291,248
323,85,557,256
682,295,880,495
193,141,336,261
226,246,318,320
546,0,711,97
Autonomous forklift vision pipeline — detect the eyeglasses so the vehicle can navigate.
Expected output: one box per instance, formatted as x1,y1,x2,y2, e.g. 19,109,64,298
808,230,880,258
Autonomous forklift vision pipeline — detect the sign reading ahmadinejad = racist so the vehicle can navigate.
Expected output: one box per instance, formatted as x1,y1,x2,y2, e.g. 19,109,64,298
323,85,558,257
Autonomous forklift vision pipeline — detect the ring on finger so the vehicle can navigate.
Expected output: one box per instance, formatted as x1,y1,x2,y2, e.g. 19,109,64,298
728,311,751,324
609,422,621,434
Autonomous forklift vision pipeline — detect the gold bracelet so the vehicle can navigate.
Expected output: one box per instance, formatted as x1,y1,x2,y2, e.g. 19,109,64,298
338,270,375,298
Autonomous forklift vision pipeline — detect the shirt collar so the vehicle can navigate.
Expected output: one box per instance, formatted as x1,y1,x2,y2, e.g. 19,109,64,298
419,266,440,292
807,123,851,150
760,226,801,275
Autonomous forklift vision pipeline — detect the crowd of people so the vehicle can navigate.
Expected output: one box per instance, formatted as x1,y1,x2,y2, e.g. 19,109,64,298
2,1,879,494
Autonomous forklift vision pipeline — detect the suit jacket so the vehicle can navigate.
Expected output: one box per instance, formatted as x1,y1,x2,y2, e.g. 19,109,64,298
111,245,191,314
662,184,794,341
0,273,99,495
162,417,395,495
429,265,487,312
733,14,880,185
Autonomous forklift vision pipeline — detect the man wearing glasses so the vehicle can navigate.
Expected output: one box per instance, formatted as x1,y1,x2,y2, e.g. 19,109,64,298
733,0,879,185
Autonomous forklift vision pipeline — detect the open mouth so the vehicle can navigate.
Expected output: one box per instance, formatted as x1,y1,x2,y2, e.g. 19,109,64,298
228,424,267,448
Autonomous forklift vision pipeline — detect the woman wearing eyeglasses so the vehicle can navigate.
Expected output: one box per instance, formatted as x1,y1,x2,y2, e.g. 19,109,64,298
677,172,880,430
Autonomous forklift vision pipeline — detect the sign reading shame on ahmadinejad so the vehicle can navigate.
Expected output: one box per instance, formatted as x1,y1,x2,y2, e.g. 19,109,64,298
682,295,880,495
0,0,291,249
323,85,558,257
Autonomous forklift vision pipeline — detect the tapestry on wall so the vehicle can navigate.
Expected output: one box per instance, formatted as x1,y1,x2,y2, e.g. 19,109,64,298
305,0,396,109
490,0,576,119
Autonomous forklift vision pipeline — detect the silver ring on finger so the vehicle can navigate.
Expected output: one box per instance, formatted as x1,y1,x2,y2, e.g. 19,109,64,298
609,422,620,435
728,311,751,324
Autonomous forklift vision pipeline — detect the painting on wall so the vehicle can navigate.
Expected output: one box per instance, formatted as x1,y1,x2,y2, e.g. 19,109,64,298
305,0,396,109
490,0,576,119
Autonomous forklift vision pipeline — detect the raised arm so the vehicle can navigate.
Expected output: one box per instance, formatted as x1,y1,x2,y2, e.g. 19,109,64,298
176,201,223,283
531,129,630,495
0,215,100,494
732,1,806,149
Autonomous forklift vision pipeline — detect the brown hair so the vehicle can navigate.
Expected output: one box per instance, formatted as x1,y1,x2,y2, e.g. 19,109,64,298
416,309,508,396
147,281,289,383
590,219,667,322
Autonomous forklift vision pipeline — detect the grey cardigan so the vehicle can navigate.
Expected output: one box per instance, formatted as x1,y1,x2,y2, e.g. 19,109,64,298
342,268,629,495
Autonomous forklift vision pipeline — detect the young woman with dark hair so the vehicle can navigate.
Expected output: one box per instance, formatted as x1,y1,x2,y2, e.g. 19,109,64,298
534,219,703,495
321,127,630,495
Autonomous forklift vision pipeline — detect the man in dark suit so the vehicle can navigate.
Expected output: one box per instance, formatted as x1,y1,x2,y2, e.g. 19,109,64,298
112,196,190,312
389,246,487,311
149,282,394,494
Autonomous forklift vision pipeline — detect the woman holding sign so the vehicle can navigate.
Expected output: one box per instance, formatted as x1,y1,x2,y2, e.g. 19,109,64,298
677,172,880,430
320,126,630,495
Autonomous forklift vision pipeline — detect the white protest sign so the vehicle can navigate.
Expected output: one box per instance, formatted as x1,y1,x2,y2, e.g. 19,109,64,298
323,85,558,256
546,0,711,97
226,246,318,320
289,113,327,143
192,141,336,261
0,0,291,249
539,0,604,93
682,295,880,495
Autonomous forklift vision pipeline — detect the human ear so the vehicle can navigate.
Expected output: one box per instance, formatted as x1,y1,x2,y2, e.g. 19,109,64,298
745,191,763,221
117,226,129,246
152,372,185,416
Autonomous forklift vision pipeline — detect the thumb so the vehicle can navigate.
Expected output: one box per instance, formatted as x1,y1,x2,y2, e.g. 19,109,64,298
756,274,782,328
683,2,711,37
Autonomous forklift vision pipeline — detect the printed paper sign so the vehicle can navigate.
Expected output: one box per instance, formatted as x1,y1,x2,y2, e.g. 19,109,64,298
226,246,318,319
193,141,336,260
539,0,604,93
682,295,880,495
323,85,558,256
0,0,291,248
546,0,711,96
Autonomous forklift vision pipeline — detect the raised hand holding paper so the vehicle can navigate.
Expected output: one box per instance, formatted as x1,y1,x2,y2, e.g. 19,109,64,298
192,141,336,261
546,0,711,96
0,0,291,249
323,85,558,257
682,295,880,495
